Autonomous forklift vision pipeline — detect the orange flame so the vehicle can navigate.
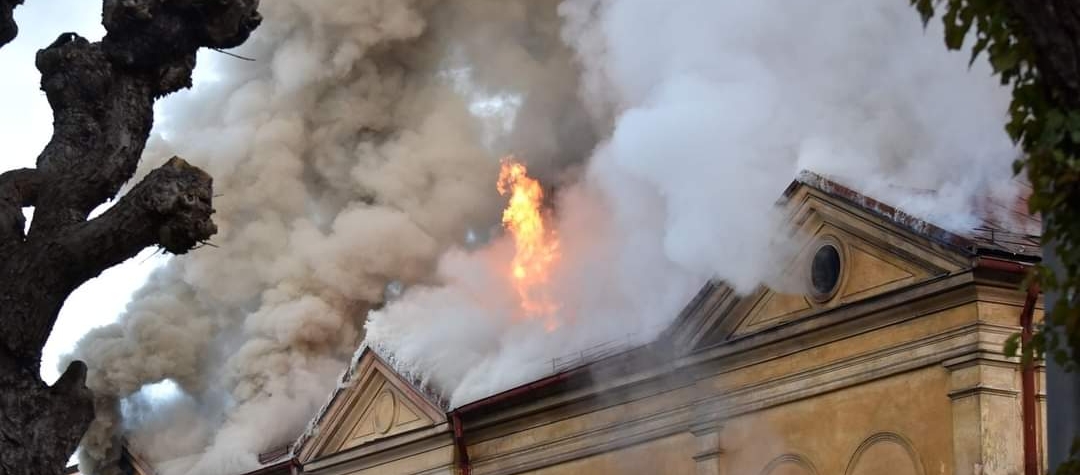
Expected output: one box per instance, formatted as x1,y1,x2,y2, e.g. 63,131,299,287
497,156,560,330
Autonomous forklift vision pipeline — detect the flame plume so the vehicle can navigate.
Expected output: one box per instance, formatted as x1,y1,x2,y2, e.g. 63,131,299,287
497,156,561,330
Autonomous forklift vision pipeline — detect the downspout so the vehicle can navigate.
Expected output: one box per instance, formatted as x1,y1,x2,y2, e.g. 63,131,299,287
450,410,471,475
976,257,1040,475
445,370,576,475
1019,282,1040,475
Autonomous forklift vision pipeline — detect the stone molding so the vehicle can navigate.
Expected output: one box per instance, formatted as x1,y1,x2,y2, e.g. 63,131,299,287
462,319,1009,474
471,403,695,475
696,322,994,420
842,432,926,475
682,271,977,376
761,453,820,475
690,423,724,475
303,423,453,474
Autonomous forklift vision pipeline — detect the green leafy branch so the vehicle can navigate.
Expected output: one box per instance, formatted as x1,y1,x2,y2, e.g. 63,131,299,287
912,0,1080,472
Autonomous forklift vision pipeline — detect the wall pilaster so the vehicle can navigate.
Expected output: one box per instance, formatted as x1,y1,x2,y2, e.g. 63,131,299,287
945,356,1023,475
690,422,724,475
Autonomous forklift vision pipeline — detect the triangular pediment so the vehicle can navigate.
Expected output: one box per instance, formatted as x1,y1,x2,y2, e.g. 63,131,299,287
726,223,934,339
737,291,813,335
296,348,445,462
667,177,972,352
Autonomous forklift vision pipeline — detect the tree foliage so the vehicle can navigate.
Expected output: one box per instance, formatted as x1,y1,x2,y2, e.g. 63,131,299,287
912,0,1080,472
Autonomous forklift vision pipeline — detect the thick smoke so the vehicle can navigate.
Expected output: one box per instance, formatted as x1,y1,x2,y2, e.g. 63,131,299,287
366,0,1022,405
68,1,589,474
70,0,1025,472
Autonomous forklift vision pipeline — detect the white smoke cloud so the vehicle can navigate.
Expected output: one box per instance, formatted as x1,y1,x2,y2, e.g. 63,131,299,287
367,0,1021,406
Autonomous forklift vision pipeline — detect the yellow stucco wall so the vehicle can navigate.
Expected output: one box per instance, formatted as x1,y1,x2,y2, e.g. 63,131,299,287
343,445,454,475
298,290,1034,475
527,433,697,475
708,302,979,393
720,365,952,475
295,186,1042,475
454,288,1035,475
464,382,699,474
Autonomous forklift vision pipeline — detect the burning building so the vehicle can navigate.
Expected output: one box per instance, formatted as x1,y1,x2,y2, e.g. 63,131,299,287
197,170,1041,475
63,0,1047,474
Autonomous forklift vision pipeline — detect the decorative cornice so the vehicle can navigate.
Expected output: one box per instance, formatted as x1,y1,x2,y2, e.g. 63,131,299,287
453,320,1011,474
691,424,724,463
842,432,926,475
470,403,696,475
688,421,723,437
760,453,820,475
303,423,452,473
694,322,988,420
297,348,446,463
947,386,1020,400
460,355,695,435
452,314,1020,475
668,283,740,354
680,271,976,378
692,449,723,463
942,350,1020,371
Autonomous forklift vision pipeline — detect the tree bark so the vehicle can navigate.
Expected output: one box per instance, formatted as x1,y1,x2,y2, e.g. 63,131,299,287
0,0,260,473
0,0,22,47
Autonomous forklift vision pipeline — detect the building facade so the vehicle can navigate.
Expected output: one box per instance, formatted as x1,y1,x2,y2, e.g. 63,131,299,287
284,173,1046,475
82,172,1043,475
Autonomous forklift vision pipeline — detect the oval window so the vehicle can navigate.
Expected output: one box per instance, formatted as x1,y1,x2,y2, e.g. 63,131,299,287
811,244,841,298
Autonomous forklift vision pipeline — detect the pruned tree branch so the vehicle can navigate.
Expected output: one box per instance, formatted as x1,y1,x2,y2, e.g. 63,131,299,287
3,0,259,370
2,158,217,365
63,157,217,284
0,168,41,207
30,0,260,238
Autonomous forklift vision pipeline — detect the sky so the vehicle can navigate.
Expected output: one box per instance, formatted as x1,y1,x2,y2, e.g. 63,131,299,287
0,0,167,384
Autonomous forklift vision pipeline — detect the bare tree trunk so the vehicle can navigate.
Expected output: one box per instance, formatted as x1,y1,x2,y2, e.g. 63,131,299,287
0,1,260,473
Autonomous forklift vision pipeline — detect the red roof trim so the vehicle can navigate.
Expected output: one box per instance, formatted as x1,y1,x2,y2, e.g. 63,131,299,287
786,171,977,252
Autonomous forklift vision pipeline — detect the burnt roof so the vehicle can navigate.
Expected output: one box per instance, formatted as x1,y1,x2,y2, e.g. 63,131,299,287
256,445,290,465
788,171,1041,259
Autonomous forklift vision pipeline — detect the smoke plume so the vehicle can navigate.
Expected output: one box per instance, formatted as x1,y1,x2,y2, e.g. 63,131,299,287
367,0,1023,405
68,1,589,473
69,0,1025,473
